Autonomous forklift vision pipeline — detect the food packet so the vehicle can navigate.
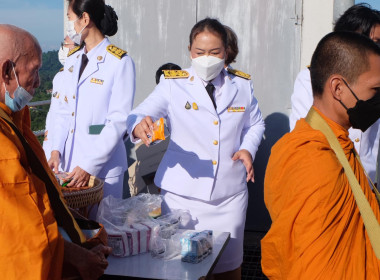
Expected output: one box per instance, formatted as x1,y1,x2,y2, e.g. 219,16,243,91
55,171,72,187
149,118,165,145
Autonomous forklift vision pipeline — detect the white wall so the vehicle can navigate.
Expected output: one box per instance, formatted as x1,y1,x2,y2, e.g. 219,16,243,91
300,0,354,68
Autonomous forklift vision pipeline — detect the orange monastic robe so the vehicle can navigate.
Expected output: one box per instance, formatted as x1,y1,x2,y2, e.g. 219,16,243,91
0,103,64,279
261,107,380,279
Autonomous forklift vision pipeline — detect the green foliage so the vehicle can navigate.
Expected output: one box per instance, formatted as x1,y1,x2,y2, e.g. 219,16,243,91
30,50,61,142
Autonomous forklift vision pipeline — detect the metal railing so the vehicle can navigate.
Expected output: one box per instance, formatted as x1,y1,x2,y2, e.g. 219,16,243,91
29,99,51,137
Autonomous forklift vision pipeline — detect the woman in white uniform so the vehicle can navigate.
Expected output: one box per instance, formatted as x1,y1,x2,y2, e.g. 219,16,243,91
127,18,265,279
49,0,135,199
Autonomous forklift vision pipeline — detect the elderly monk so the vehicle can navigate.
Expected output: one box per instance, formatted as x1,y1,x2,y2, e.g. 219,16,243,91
261,31,380,279
0,24,111,279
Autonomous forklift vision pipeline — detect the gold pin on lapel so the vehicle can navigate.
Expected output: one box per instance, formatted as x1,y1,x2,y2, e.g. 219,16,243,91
192,102,198,110
185,102,191,110
64,96,68,103
190,76,194,82
69,66,74,72
90,77,104,85
97,56,103,61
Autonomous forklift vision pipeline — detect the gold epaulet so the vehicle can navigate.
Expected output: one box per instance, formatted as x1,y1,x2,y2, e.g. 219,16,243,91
227,68,251,80
67,45,81,57
107,44,127,59
163,70,189,79
59,67,64,72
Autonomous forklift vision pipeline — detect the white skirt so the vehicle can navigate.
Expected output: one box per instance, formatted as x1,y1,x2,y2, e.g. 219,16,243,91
161,189,248,273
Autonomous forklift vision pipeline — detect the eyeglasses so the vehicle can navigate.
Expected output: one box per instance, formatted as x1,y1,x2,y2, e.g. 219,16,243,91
60,41,78,50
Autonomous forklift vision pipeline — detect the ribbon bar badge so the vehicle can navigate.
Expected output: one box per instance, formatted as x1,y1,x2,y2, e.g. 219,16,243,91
90,78,104,85
227,106,245,112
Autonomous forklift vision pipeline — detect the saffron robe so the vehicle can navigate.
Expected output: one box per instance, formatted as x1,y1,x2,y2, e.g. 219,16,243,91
261,107,380,279
0,103,64,279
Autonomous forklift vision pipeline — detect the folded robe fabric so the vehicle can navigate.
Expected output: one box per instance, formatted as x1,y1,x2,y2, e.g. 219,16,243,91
0,103,64,279
261,107,380,279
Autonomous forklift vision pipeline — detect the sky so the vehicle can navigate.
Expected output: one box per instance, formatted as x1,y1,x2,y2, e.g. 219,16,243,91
0,0,379,52
0,0,64,51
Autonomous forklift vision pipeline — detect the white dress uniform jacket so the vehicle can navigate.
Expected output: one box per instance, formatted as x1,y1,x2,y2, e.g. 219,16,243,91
290,68,380,182
52,38,135,179
43,70,66,160
127,67,265,201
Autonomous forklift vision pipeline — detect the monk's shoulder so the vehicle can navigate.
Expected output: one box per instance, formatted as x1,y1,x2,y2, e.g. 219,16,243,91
0,122,21,156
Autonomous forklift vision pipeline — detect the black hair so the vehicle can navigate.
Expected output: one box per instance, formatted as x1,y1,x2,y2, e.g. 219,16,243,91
155,63,181,84
189,18,227,49
68,0,118,36
334,3,380,36
310,31,380,97
224,25,239,65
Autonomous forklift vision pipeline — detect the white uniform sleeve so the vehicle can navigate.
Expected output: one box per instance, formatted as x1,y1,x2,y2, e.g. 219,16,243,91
127,78,171,143
289,68,313,131
78,56,136,175
239,81,265,162
50,91,71,156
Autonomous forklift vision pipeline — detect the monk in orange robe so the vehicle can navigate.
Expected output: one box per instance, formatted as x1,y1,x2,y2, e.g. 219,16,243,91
0,24,110,279
261,32,380,279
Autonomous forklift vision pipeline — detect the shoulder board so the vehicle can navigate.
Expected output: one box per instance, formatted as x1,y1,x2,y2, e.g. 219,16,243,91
227,68,251,80
67,45,81,57
59,67,64,72
107,44,127,59
163,70,189,79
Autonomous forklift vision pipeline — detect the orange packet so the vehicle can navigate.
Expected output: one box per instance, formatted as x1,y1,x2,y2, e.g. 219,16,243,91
150,118,165,144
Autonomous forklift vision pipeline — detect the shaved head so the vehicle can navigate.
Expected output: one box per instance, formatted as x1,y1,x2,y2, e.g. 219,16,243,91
0,25,42,103
0,24,41,64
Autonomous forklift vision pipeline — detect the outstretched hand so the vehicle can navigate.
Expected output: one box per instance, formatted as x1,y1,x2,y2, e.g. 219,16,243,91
132,116,154,147
66,166,91,187
48,150,61,174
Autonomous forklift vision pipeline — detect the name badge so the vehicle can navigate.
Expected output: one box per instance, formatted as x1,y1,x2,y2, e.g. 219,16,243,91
227,106,245,112
90,78,104,85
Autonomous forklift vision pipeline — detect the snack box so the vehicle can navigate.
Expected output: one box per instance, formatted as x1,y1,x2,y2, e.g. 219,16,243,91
180,230,213,263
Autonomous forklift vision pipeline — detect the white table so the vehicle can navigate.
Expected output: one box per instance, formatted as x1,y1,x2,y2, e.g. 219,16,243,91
103,230,230,280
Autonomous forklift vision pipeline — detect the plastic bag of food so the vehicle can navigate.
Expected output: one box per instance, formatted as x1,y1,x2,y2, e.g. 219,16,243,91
97,194,164,257
55,171,72,187
180,230,213,263
149,117,166,145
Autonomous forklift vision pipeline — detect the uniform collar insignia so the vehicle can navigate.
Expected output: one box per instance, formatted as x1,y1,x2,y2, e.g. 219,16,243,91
164,70,189,79
227,68,251,80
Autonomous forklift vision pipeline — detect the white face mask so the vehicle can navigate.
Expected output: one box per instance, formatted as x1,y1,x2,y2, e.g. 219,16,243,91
191,55,225,81
4,64,33,112
67,17,85,45
58,46,70,66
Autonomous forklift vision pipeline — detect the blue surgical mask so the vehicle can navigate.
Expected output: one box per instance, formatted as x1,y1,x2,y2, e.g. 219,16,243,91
3,64,33,112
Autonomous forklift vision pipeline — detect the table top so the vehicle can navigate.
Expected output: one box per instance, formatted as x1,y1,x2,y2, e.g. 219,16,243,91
103,230,230,280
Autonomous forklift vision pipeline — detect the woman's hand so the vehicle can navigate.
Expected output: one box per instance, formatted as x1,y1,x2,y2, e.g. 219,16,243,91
48,150,61,174
132,116,154,147
66,166,91,187
232,149,254,183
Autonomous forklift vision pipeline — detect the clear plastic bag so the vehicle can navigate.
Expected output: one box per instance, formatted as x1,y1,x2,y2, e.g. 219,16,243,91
97,194,163,257
180,230,213,263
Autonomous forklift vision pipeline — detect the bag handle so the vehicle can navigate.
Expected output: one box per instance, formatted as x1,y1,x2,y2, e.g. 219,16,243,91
0,107,86,245
305,107,380,259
